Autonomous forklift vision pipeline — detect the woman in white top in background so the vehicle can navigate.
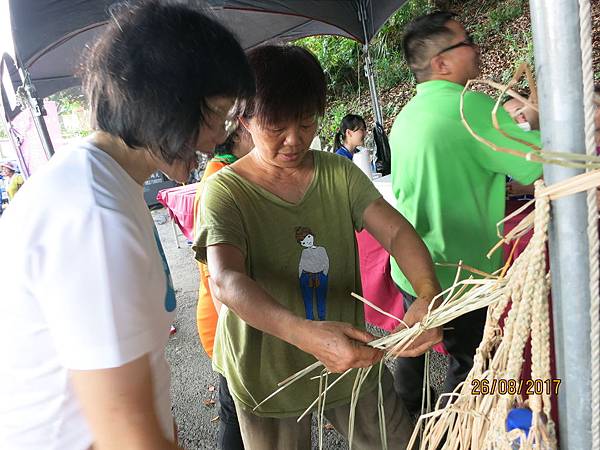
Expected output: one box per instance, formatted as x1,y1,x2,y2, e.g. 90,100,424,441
0,2,254,449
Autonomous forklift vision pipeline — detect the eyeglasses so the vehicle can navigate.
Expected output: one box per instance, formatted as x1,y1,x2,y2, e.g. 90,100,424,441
436,34,477,56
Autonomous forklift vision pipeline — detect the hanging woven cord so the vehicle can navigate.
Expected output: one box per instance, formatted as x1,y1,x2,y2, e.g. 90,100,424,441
578,0,600,446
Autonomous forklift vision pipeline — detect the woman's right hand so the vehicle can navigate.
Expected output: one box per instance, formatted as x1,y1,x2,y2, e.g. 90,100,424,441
293,321,383,373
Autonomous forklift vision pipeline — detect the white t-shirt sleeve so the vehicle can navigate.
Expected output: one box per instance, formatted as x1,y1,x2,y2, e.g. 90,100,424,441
31,205,167,370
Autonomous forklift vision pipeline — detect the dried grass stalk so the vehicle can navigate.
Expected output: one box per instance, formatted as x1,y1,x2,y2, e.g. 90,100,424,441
460,62,600,170
408,180,557,449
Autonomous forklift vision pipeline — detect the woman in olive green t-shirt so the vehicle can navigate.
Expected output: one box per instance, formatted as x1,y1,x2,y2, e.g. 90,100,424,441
195,44,442,449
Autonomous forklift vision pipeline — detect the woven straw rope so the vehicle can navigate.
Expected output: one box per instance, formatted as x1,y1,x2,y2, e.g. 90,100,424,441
578,0,600,445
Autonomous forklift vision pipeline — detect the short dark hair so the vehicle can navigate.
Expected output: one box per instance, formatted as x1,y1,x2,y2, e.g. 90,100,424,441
334,114,366,149
214,125,250,155
83,1,255,164
295,226,314,243
403,11,457,83
241,45,326,127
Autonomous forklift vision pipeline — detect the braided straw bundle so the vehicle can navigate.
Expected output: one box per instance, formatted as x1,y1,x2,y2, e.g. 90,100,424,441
412,168,600,449
408,180,555,450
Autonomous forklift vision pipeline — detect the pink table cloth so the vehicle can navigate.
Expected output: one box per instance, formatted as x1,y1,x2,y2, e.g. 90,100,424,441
356,230,405,330
356,229,448,354
156,183,200,241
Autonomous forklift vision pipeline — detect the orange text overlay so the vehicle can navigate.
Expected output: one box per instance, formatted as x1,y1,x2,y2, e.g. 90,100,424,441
471,378,561,396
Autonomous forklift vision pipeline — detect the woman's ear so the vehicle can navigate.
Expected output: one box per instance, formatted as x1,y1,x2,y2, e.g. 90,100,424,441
238,117,251,132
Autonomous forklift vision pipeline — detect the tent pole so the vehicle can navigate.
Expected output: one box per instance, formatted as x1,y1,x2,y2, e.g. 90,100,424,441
16,69,54,159
357,0,383,126
529,0,592,448
0,55,29,177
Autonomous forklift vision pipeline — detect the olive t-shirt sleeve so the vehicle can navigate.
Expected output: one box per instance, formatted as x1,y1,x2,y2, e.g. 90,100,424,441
192,174,247,264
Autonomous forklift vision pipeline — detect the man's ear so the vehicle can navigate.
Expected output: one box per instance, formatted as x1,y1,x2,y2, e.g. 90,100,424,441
430,54,451,77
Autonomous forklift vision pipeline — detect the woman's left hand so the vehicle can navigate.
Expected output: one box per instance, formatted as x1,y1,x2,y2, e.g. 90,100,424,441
390,296,443,358
293,320,383,373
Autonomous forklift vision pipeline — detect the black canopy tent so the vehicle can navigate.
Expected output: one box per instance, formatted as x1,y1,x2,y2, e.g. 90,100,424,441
2,0,408,170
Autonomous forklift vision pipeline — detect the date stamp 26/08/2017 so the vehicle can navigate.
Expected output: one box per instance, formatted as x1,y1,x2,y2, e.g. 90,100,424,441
471,378,561,396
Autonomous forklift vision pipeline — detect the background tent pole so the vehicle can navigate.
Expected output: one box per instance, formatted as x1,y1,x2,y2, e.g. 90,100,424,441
0,54,29,177
529,0,592,447
358,0,384,127
357,0,392,175
17,68,54,159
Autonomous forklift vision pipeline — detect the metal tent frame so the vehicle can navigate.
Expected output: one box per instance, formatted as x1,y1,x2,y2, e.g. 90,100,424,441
529,0,596,447
1,0,403,174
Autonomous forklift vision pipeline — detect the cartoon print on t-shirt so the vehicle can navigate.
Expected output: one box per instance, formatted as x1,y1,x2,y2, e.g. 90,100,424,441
296,227,329,320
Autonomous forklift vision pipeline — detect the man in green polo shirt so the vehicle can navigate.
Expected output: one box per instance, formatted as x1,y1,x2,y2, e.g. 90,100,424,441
389,11,542,415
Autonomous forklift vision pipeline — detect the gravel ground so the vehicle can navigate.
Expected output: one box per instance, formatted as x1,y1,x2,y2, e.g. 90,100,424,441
154,209,449,449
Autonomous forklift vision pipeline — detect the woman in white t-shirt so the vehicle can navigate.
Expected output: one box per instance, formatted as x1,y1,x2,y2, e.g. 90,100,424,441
0,3,253,449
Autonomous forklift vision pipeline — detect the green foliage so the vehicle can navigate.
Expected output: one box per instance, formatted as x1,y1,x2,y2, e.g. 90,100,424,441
48,87,86,115
63,127,92,139
489,0,523,26
361,0,432,97
471,0,526,42
490,6,534,87
47,87,92,138
378,0,433,36
296,0,432,97
296,0,432,142
373,57,414,91
296,36,361,96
